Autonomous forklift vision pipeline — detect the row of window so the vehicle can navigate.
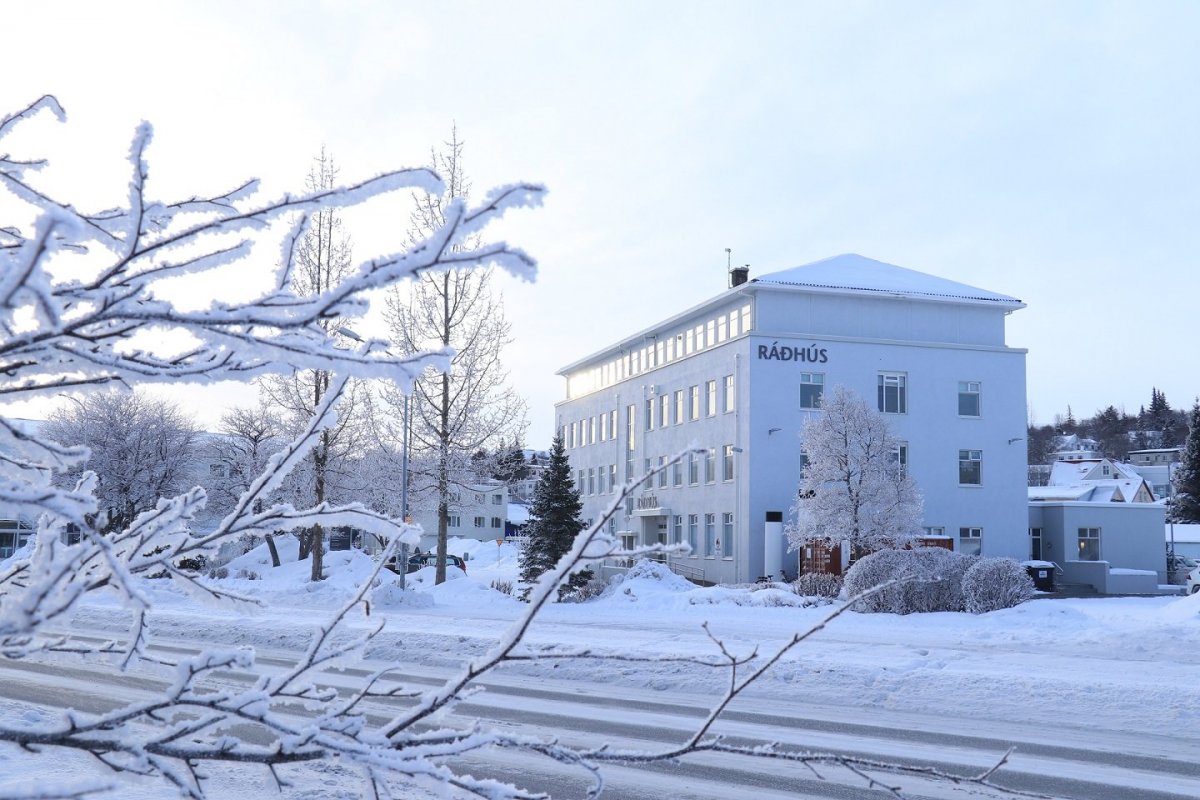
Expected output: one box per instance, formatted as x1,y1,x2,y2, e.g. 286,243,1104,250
565,304,753,399
649,512,734,558
446,492,505,505
563,374,736,450
575,446,736,495
796,372,982,416
446,515,504,529
1028,527,1100,561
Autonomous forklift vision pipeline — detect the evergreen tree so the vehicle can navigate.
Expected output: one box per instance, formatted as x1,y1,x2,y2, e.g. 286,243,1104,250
1171,400,1200,523
519,434,591,598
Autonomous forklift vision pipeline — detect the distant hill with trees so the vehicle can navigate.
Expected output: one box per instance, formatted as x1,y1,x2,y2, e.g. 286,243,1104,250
1028,387,1190,464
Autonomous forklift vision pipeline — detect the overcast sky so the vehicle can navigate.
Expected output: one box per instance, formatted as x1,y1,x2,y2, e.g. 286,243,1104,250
5,0,1198,446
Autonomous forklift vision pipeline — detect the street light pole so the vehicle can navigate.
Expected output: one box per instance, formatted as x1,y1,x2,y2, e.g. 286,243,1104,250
399,392,411,590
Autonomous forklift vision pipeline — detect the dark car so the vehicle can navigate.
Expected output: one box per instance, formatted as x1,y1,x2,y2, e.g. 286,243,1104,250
386,552,467,574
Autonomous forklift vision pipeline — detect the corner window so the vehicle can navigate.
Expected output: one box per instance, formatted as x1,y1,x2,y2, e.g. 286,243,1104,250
878,372,907,414
958,381,981,417
1078,527,1100,561
800,372,824,409
958,527,982,556
958,449,982,485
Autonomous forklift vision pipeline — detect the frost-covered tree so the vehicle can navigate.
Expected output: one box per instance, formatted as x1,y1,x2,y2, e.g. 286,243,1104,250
44,391,199,533
787,385,923,557
383,127,527,584
207,402,286,563
260,149,365,581
519,433,590,598
1171,399,1200,523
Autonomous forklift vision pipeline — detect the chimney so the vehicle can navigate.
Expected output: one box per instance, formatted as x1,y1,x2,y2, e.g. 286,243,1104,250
730,264,749,288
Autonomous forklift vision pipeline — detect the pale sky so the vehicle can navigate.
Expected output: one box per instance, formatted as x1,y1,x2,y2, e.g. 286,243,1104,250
5,0,1198,446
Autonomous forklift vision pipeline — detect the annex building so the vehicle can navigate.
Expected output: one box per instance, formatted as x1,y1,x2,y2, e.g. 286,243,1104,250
555,254,1029,585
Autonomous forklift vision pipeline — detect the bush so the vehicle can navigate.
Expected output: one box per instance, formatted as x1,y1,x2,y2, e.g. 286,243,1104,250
962,558,1036,613
792,572,843,599
490,579,514,596
843,548,977,614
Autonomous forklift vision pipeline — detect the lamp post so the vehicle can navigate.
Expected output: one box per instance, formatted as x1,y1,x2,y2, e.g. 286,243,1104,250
1167,460,1176,580
398,391,411,590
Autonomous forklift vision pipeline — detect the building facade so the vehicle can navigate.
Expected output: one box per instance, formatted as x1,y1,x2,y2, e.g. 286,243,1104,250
555,254,1029,584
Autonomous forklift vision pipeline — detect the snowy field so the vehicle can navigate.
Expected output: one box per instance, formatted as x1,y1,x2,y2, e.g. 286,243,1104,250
12,537,1200,799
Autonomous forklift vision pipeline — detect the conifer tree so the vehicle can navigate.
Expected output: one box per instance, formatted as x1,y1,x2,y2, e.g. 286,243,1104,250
1171,400,1200,523
519,434,591,598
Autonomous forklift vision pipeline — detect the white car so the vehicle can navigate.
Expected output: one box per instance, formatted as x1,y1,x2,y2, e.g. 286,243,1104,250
1188,565,1200,595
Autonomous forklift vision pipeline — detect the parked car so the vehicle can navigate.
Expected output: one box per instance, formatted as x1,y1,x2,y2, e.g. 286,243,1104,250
386,552,467,575
1187,565,1200,595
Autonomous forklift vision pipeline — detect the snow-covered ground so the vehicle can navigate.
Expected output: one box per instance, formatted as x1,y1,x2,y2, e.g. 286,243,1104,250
16,537,1200,798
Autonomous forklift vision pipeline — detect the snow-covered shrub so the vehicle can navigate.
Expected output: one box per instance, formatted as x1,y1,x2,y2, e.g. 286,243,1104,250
560,574,609,603
490,579,514,596
844,548,977,614
792,572,843,599
962,558,1036,613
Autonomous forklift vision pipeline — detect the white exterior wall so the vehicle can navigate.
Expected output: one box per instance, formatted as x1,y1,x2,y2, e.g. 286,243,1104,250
409,485,508,552
556,262,1029,585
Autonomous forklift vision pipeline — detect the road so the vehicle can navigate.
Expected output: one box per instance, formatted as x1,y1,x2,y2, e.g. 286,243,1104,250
1,631,1197,800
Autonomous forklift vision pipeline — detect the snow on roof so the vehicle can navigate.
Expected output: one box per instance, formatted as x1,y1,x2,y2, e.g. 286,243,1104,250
752,254,1024,306
1029,485,1095,502
507,503,530,524
1044,459,1154,503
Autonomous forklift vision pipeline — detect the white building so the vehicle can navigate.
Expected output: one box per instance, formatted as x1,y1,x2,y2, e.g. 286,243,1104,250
408,483,509,552
555,254,1029,584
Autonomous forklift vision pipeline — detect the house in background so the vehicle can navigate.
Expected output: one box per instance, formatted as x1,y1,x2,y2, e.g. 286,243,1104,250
1126,446,1182,502
1029,457,1165,593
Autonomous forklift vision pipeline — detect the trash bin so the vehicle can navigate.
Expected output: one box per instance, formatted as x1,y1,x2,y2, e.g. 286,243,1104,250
1022,560,1055,592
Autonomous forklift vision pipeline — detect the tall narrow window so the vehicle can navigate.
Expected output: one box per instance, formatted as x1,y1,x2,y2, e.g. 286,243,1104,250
660,394,670,427
1030,527,1043,560
741,304,751,332
645,399,654,431
705,448,716,483
722,512,733,551
687,514,699,554
958,527,982,556
704,513,716,556
626,404,636,450
689,385,700,421
878,372,907,413
674,390,685,425
1078,527,1100,561
958,381,982,417
590,416,597,444
587,467,595,495
610,409,618,440
609,464,617,493
959,449,982,485
723,374,735,412
672,459,683,487
657,455,668,488
688,452,699,485
891,443,908,478
717,315,727,342
673,515,683,545
799,372,824,409
706,380,717,417
643,457,653,489
723,445,735,481
706,320,715,348
600,411,607,441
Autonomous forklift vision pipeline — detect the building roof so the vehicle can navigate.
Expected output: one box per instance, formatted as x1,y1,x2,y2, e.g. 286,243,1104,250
1041,458,1156,503
753,254,1024,307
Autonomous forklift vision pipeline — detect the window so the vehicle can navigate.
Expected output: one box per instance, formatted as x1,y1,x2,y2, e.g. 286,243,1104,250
922,526,944,536
723,374,735,412
590,416,597,443
958,527,982,556
729,309,739,338
473,516,486,528
577,470,584,490
600,413,607,441
717,314,727,342
705,448,716,483
643,458,653,489
722,512,733,551
587,467,595,495
878,372,907,413
448,515,461,528
491,517,502,529
658,456,668,488
685,329,694,355
610,410,618,440
673,515,683,545
672,459,683,486
645,399,654,431
706,320,715,347
799,372,824,409
660,394,670,427
704,513,716,556
689,385,700,421
958,381,981,417
687,514,699,554
674,390,685,425
474,493,485,503
688,452,699,485
1030,527,1043,560
597,466,606,495
626,404,636,450
609,464,617,493
891,443,908,478
570,421,577,448
723,445,735,481
740,304,751,333
625,453,634,484
706,380,717,417
959,449,982,485
492,494,503,505
1078,527,1100,561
